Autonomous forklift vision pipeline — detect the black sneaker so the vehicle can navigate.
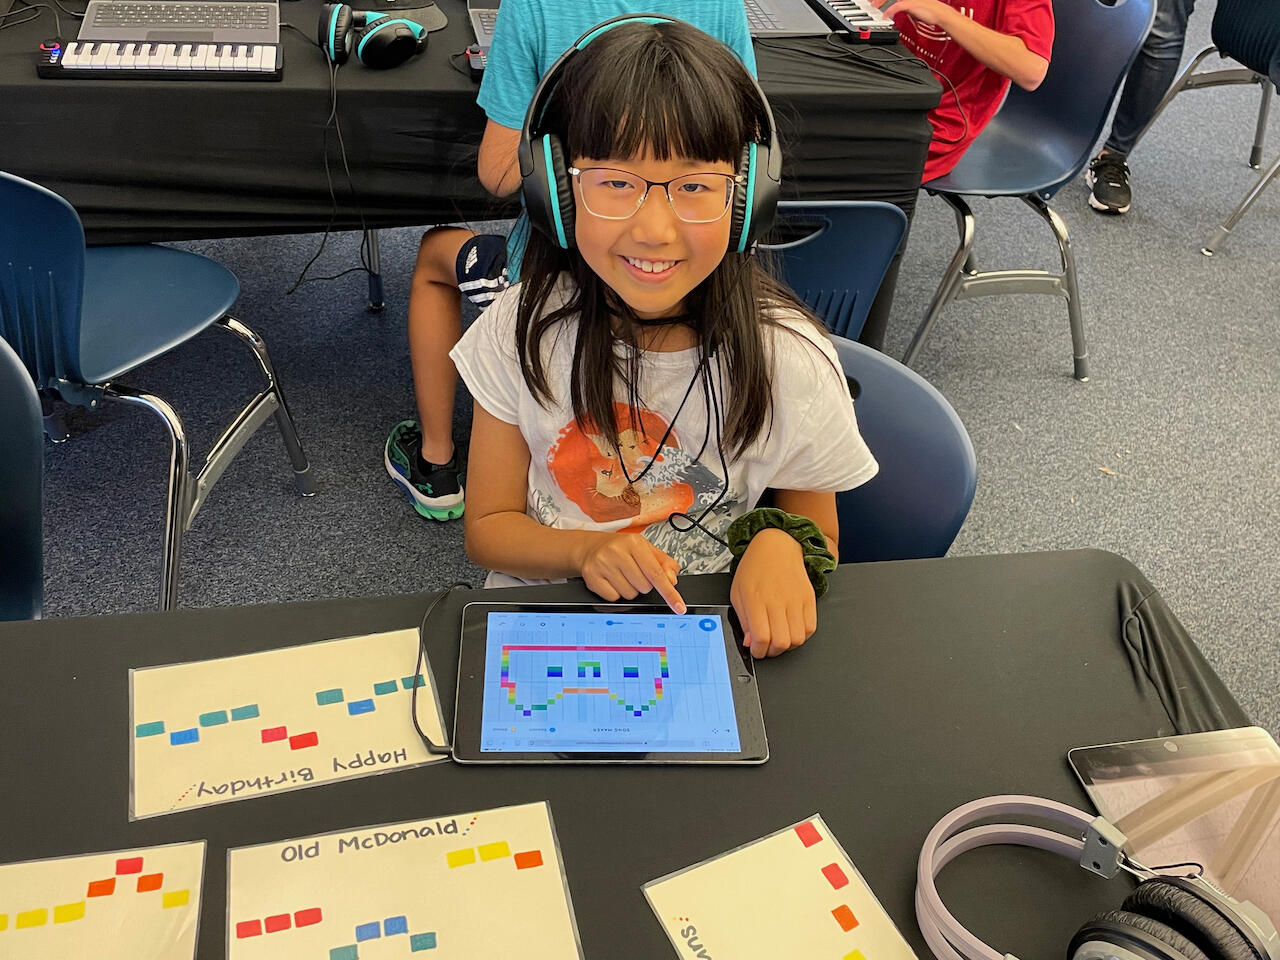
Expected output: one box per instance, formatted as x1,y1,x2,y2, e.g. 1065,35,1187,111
384,419,464,520
1086,153,1132,215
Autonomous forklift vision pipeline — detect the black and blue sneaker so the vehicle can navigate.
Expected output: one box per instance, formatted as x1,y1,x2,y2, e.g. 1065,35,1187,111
384,419,464,521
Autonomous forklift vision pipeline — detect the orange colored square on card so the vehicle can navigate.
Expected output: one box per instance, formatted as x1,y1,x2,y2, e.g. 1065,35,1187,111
236,920,263,939
264,913,291,933
513,850,543,870
136,873,163,893
86,879,115,898
832,905,858,932
822,863,849,889
294,908,323,927
794,822,822,847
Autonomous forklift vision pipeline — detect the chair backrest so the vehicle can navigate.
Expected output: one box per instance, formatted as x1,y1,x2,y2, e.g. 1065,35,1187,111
760,201,907,340
1212,0,1280,88
0,171,87,390
937,0,1155,198
831,336,977,562
0,335,44,620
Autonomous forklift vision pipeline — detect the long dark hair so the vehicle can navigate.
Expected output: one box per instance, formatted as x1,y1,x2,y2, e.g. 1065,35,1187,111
516,19,825,457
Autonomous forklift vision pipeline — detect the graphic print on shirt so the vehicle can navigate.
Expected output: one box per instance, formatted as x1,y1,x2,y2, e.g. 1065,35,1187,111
900,4,977,61
540,402,740,572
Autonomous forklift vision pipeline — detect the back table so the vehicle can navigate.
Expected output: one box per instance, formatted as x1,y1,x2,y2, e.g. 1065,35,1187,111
0,0,941,244
0,550,1248,958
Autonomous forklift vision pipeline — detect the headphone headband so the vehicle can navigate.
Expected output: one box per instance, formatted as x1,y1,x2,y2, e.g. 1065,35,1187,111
916,796,1279,960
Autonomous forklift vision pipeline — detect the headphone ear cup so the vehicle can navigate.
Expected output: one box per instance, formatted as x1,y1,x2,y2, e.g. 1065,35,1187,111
318,3,353,63
522,133,575,249
354,18,426,68
1122,880,1264,960
1071,910,1212,960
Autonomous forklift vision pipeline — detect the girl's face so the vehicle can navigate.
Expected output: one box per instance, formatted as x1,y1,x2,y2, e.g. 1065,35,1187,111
571,149,735,322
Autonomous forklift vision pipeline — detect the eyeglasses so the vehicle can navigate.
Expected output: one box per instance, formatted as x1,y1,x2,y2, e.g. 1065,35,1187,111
568,166,744,224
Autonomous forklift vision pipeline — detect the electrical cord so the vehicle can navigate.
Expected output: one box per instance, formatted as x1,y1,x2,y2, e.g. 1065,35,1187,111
410,581,472,755
1,0,62,34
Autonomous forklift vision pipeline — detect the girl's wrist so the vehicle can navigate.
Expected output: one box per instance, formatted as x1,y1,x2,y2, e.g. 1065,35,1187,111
726,508,836,597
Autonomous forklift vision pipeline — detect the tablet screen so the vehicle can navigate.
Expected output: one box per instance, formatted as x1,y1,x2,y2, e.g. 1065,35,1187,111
477,609,743,754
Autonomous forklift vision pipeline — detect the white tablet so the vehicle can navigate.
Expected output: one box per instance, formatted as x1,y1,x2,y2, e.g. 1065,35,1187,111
451,602,768,764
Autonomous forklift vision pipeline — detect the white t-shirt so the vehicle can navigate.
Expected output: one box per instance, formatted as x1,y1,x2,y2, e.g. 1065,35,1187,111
450,279,879,576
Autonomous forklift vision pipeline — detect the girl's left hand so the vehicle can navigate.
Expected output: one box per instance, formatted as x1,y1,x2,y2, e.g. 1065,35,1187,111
729,528,818,659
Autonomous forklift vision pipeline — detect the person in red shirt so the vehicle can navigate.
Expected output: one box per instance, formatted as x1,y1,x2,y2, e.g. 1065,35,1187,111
874,0,1055,182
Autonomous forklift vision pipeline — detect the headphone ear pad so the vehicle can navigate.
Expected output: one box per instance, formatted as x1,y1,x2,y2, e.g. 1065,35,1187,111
1122,880,1262,960
355,19,426,68
1071,910,1212,960
727,143,752,255
318,3,353,63
522,133,575,249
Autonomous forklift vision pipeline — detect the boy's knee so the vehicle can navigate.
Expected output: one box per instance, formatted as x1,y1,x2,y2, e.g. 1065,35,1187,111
414,227,475,285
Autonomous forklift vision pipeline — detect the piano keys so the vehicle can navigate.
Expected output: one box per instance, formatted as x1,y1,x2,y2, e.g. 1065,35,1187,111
37,40,283,79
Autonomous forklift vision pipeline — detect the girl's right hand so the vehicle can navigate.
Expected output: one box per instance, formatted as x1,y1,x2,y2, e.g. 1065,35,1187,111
578,533,687,614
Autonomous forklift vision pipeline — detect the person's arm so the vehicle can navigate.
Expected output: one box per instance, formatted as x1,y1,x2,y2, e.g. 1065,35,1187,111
875,0,1048,90
464,404,687,611
729,489,838,659
477,120,523,197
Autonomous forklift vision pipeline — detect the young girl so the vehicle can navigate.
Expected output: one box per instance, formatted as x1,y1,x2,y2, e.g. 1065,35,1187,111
451,17,878,658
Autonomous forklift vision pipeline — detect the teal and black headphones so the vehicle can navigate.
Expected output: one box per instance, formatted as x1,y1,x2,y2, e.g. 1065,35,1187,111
518,14,782,254
318,3,426,69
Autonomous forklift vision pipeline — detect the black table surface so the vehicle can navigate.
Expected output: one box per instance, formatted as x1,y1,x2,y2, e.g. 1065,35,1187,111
0,0,940,244
0,549,1248,958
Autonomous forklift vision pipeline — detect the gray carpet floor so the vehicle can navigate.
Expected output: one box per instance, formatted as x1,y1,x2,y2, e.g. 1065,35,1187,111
39,2,1279,736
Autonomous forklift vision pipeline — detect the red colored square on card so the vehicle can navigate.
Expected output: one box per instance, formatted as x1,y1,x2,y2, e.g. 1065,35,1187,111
87,878,116,897
822,863,849,889
115,857,144,875
261,726,287,743
264,913,291,933
136,873,163,893
794,822,822,847
832,905,859,932
236,920,263,939
289,731,319,750
294,908,323,927
513,850,543,870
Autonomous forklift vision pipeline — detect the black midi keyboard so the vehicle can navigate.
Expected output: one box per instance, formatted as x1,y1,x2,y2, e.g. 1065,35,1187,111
37,39,283,79
811,0,899,42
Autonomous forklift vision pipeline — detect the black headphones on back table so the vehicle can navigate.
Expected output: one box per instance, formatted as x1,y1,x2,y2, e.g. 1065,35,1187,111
918,796,1279,960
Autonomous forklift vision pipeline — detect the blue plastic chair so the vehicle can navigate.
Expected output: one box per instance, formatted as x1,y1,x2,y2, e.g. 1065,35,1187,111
0,171,316,611
0,336,43,621
831,335,977,562
760,201,907,340
1134,0,1280,255
901,0,1156,382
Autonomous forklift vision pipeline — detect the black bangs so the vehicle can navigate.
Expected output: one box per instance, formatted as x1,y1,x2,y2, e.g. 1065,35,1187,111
547,21,760,165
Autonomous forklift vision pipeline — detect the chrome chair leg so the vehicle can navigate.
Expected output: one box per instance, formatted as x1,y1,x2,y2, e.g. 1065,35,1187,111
1250,88,1271,169
1131,46,1221,151
1202,152,1280,256
365,228,385,313
103,384,192,612
216,316,317,497
39,391,70,443
1024,195,1089,382
902,194,975,369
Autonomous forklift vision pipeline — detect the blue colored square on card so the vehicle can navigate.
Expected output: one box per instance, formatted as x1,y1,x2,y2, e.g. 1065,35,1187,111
355,920,381,941
169,728,199,745
410,932,438,951
384,915,408,936
347,698,375,716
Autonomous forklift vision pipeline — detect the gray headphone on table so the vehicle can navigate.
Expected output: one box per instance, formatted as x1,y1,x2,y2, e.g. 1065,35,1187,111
917,796,1279,960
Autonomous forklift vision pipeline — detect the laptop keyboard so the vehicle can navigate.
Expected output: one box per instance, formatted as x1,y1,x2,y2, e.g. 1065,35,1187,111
743,0,782,30
476,10,496,32
89,1,273,29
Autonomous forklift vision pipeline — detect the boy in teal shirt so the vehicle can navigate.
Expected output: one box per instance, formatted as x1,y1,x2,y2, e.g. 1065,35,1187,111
384,1,756,521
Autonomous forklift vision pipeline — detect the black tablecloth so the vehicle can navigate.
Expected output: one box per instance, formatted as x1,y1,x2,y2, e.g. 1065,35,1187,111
0,550,1247,959
0,0,940,243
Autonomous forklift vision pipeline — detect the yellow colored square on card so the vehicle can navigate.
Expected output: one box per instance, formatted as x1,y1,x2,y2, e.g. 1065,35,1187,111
53,901,85,923
844,951,867,960
446,848,476,868
162,889,190,908
478,842,511,861
16,908,47,928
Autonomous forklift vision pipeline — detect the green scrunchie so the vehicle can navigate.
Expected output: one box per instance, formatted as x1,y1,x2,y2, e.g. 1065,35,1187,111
725,507,837,598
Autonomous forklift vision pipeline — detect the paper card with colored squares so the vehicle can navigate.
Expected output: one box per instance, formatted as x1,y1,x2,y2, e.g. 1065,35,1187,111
642,814,919,960
226,801,584,959
0,841,205,960
129,629,448,820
